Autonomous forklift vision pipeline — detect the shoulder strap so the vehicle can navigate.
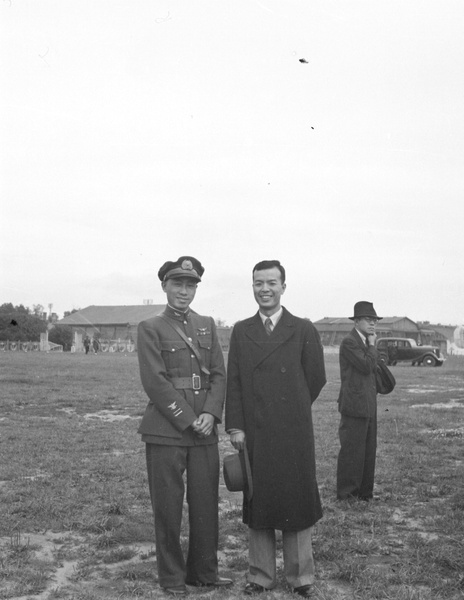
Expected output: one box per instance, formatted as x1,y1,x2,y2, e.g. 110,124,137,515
157,314,210,376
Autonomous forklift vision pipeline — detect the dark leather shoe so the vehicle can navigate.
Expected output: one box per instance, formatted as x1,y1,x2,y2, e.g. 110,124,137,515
244,582,266,595
162,585,188,596
186,576,233,588
293,584,315,597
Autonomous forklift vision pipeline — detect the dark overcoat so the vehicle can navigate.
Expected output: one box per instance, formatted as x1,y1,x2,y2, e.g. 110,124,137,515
337,328,378,418
225,308,326,531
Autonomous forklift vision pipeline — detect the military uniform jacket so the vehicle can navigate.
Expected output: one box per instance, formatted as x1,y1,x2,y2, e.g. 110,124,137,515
137,305,226,445
225,308,326,530
337,328,378,418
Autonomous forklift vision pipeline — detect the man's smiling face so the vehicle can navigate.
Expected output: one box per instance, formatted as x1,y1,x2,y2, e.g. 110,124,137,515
252,267,286,316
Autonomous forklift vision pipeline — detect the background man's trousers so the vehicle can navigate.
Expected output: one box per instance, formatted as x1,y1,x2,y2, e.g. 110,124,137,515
248,527,315,589
146,443,219,588
336,409,377,500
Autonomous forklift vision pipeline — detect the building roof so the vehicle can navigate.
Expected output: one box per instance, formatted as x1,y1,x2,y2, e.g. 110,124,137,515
314,317,410,325
314,316,420,332
57,305,165,326
314,316,413,326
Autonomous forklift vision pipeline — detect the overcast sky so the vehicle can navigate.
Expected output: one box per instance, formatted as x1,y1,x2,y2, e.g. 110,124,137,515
1,0,463,326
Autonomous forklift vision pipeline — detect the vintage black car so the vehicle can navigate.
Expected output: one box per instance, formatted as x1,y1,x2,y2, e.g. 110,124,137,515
376,337,444,367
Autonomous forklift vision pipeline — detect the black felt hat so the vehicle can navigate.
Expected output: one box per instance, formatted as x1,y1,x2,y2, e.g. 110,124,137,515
349,301,382,321
223,450,253,499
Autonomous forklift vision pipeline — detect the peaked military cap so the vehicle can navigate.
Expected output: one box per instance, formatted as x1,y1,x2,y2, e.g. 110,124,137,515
349,301,382,321
158,256,204,282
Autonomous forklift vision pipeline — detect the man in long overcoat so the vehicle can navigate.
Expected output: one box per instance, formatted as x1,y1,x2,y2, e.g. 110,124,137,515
336,301,381,501
225,260,326,597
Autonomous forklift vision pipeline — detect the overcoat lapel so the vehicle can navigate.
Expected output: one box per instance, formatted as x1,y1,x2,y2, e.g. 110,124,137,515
244,308,296,369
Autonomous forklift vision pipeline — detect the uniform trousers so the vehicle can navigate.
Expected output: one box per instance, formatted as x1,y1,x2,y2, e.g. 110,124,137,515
145,443,219,588
248,526,315,589
336,409,377,500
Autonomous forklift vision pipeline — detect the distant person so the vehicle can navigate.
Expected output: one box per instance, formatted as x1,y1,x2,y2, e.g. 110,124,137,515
336,301,381,501
225,260,326,597
92,337,99,353
83,335,90,354
137,256,232,596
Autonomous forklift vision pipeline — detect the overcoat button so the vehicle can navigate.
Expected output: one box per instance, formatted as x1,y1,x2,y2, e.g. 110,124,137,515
281,367,286,373
281,397,286,401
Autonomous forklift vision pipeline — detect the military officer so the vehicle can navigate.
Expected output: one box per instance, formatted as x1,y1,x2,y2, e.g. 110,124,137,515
137,256,232,596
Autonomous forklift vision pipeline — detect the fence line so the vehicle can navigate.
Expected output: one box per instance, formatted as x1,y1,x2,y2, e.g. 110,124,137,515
0,341,63,352
71,339,136,353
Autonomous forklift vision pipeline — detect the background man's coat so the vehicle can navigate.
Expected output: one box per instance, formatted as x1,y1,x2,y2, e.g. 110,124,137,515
336,327,379,500
225,308,326,531
337,328,377,418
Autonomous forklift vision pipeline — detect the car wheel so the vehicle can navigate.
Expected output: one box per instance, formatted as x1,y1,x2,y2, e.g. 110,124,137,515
422,355,437,367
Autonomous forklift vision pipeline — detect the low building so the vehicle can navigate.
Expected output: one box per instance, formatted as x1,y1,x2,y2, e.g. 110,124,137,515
56,305,233,352
56,305,164,350
314,316,448,355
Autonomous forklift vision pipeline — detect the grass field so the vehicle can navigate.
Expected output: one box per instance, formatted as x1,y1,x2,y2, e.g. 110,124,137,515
0,351,463,600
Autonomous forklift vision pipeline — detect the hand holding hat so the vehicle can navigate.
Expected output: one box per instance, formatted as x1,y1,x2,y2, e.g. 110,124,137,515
223,445,253,499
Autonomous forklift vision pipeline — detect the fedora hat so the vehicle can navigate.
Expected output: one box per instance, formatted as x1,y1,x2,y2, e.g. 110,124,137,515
349,301,382,321
223,449,253,499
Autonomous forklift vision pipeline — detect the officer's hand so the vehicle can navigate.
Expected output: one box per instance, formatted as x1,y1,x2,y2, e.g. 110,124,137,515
230,431,246,451
193,413,215,437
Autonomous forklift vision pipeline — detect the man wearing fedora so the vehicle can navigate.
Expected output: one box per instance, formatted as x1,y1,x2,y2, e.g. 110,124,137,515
225,260,326,597
137,256,232,596
336,301,382,501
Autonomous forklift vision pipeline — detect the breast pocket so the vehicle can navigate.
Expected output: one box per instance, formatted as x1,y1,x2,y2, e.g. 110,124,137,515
160,341,188,371
197,337,212,363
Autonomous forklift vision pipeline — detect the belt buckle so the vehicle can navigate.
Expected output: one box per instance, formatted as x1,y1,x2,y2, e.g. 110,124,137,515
192,375,201,390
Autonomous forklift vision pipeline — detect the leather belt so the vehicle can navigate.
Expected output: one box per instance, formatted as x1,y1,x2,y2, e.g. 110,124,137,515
170,375,210,390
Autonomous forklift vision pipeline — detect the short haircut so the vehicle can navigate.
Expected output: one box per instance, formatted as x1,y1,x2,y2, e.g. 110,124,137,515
252,260,286,284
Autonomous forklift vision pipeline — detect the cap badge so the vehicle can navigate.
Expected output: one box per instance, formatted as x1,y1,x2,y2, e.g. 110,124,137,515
181,259,193,271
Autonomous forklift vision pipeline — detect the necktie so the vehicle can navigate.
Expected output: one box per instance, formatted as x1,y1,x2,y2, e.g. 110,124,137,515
264,317,273,336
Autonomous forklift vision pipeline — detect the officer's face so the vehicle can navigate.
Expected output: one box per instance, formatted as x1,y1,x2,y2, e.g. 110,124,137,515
252,267,286,316
162,277,197,311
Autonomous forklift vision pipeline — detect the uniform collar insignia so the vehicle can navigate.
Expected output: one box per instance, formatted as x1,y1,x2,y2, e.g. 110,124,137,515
166,305,190,319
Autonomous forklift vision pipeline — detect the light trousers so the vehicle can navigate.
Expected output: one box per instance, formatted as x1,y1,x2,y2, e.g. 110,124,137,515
248,526,315,589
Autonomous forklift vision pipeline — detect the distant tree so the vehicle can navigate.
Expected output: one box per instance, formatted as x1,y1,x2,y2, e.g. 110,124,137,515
215,318,226,327
0,303,47,341
63,308,80,317
0,303,29,315
49,325,74,351
32,304,45,317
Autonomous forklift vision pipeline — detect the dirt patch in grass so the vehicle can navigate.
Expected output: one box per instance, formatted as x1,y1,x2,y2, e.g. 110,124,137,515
1,353,463,599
